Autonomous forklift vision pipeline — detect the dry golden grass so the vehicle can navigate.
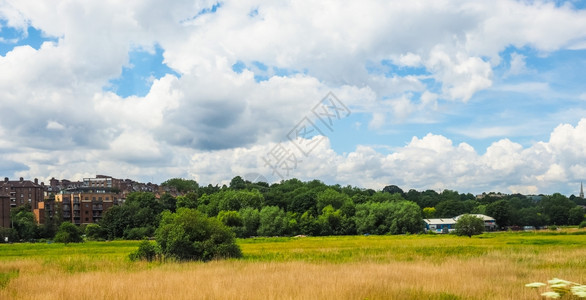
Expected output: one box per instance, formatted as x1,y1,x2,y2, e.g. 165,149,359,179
1,232,585,299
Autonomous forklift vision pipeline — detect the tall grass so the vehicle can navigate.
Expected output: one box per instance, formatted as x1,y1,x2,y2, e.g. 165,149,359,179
1,231,585,299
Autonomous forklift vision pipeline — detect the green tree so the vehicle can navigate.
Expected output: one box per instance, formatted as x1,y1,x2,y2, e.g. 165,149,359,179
422,207,436,219
299,211,319,235
288,189,317,215
176,191,198,209
354,201,422,235
161,178,199,193
217,210,243,227
316,205,344,236
239,207,260,238
99,205,132,239
229,176,246,190
568,206,585,225
382,185,404,196
455,215,485,238
435,200,468,218
389,201,423,234
316,188,352,212
196,193,220,216
159,193,177,212
54,222,83,243
486,200,512,229
417,190,440,208
217,189,264,212
257,206,287,236
10,205,38,241
540,193,575,225
370,192,403,203
516,207,548,227
155,208,242,261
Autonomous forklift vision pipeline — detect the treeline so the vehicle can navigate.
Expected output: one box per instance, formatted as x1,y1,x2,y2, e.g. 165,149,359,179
87,177,585,240
3,177,585,242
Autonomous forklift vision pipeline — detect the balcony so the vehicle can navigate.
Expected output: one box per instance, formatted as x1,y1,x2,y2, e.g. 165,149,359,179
63,213,71,218
73,205,80,211
92,205,103,210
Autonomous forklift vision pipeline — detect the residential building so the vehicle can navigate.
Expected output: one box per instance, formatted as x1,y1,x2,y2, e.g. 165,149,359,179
55,188,119,225
83,175,122,190
48,177,83,195
0,177,46,227
0,195,10,228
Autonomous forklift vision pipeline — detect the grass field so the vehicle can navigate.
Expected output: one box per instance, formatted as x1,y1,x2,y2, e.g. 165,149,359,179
1,231,585,299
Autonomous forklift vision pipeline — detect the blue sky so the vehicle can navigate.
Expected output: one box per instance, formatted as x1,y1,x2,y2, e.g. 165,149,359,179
1,0,586,195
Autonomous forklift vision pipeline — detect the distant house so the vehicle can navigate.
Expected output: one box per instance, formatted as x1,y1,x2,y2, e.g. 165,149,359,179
423,218,457,233
424,214,497,233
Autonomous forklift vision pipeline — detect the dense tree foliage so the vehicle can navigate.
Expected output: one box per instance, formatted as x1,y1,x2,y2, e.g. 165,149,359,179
161,178,199,193
98,192,166,240
10,204,38,241
95,178,585,240
486,200,512,229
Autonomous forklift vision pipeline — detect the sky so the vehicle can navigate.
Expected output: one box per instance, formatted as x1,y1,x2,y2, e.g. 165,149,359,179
1,0,586,196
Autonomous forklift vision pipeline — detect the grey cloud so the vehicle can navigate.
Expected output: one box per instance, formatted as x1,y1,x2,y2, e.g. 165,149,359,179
0,160,29,174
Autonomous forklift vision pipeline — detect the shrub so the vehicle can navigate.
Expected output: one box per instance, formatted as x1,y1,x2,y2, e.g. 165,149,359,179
129,239,159,262
124,226,154,240
85,224,107,241
155,208,242,261
578,221,586,229
54,222,83,243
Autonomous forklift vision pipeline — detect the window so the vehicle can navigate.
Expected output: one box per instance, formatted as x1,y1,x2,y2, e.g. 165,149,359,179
85,204,89,208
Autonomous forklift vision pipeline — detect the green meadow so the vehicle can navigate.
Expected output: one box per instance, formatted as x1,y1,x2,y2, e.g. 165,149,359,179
1,231,585,299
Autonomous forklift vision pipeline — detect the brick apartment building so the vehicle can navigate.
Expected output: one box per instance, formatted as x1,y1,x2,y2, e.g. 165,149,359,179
1,174,174,229
0,177,46,227
0,194,10,228
54,188,119,225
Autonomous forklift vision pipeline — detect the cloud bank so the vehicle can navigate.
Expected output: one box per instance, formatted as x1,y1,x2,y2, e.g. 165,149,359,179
0,0,585,195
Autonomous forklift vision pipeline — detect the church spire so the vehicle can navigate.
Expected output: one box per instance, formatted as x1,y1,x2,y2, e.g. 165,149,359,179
580,182,584,199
